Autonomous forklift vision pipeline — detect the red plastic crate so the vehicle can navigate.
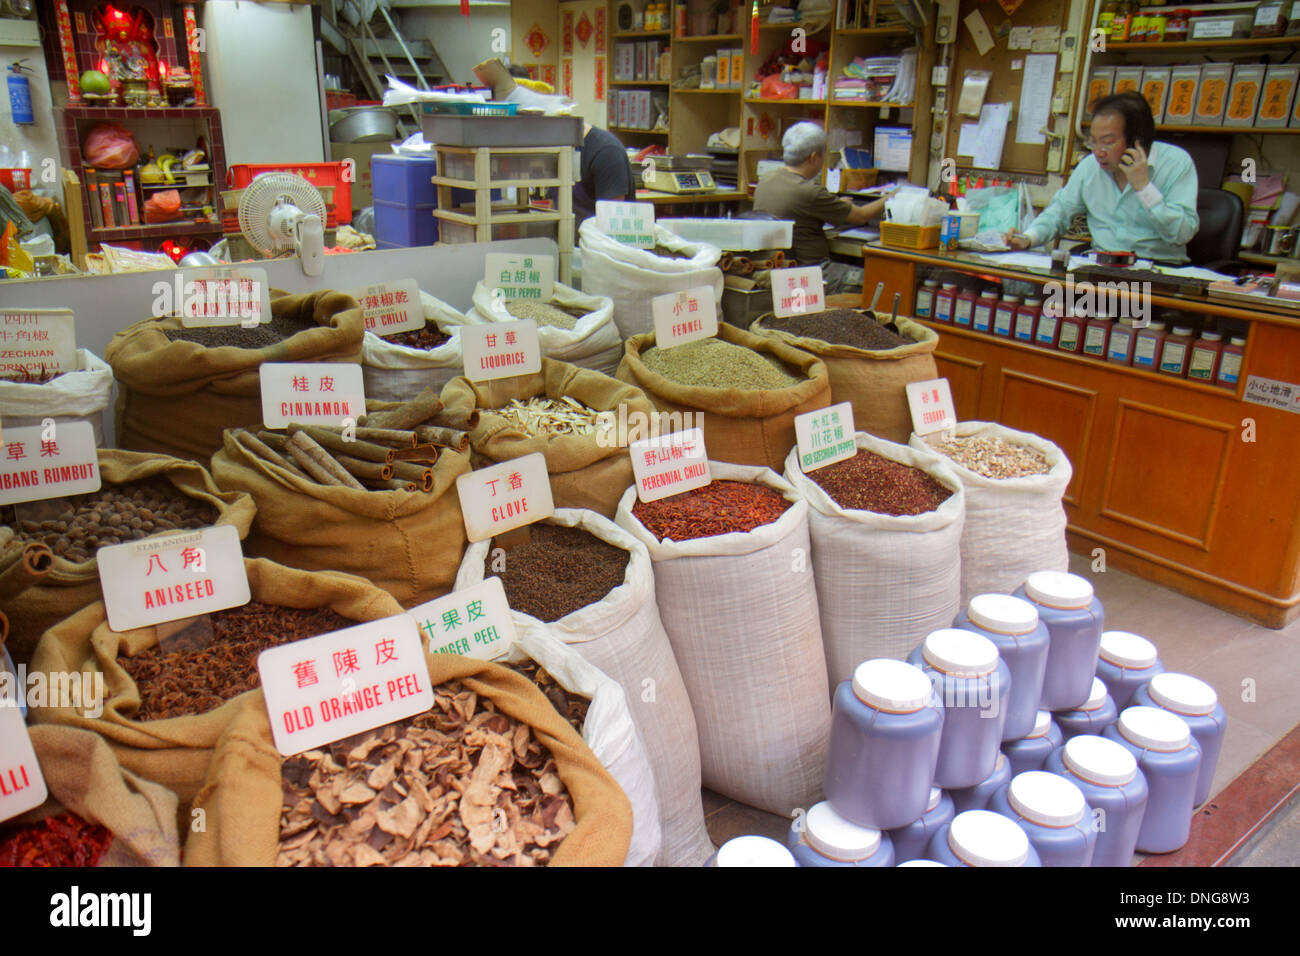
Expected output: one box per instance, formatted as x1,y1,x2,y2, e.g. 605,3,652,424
325,91,358,110
227,163,352,225
0,169,32,192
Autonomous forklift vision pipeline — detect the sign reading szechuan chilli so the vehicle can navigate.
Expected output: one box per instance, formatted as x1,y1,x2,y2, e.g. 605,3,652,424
347,278,424,335
0,706,48,825
795,402,858,473
651,286,719,349
408,576,517,662
771,266,825,318
259,362,366,428
459,319,542,383
484,253,555,303
630,427,711,503
0,422,99,506
455,452,554,543
0,309,77,380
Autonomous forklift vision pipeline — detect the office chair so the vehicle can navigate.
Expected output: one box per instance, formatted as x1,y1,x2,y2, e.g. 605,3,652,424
1188,188,1247,274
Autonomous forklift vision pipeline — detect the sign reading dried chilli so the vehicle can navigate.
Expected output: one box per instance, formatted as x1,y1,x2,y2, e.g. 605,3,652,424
407,576,516,661
455,452,555,543
459,319,542,383
0,706,48,825
630,427,711,503
0,421,100,506
259,362,366,428
347,278,424,335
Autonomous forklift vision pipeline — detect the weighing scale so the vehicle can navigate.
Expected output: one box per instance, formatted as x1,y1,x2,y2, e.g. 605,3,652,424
643,155,716,194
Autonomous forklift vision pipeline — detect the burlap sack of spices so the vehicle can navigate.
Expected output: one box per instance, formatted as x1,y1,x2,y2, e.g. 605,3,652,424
28,558,403,806
0,725,181,867
440,359,649,519
210,429,470,607
2,449,257,667
616,322,831,473
106,289,364,462
185,652,634,867
751,311,939,444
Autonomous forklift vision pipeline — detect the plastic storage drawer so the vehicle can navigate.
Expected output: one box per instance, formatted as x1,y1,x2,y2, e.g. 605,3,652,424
436,216,561,245
372,154,438,206
439,151,561,184
374,199,438,247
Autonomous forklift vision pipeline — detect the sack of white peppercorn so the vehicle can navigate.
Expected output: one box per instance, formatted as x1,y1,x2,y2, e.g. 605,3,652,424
28,558,404,806
0,349,115,447
106,289,364,462
360,290,467,403
615,464,830,819
784,433,965,683
909,421,1072,603
185,652,634,866
468,280,622,377
440,358,651,519
1,449,257,666
616,322,831,474
454,509,712,867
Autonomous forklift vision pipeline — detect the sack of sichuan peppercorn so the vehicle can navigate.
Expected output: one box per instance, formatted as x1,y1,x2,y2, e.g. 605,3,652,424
28,557,404,806
1,449,257,666
784,433,966,683
184,652,634,866
615,463,831,819
106,289,364,462
0,349,115,447
360,290,468,404
468,280,622,377
0,726,180,867
454,509,713,867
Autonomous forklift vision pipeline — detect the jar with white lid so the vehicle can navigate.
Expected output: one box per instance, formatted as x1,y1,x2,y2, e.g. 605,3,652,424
953,593,1050,740
785,801,896,867
907,629,1011,788
1096,631,1164,709
887,786,955,863
926,809,1042,867
1103,707,1202,854
706,835,797,867
1003,710,1065,777
989,770,1097,866
1014,570,1105,711
897,858,948,866
1045,734,1148,867
949,751,1012,813
1133,673,1225,808
1054,677,1119,741
825,658,943,829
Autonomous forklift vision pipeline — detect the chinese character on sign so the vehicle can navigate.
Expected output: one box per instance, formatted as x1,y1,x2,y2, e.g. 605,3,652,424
467,601,484,622
508,472,523,491
505,330,517,345
486,478,499,497
293,660,319,688
442,609,462,632
39,440,58,457
181,547,203,569
485,333,498,349
145,554,167,576
642,451,657,468
332,649,361,677
5,441,25,461
319,376,335,392
291,376,309,392
375,638,397,665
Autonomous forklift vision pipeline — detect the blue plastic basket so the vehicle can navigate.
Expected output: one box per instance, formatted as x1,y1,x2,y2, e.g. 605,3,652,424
422,101,518,116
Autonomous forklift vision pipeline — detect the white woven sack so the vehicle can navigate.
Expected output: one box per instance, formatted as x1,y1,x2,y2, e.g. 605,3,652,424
910,421,1072,604
359,291,466,403
455,509,712,867
615,463,830,817
468,280,622,377
784,433,965,687
0,349,114,446
578,220,723,339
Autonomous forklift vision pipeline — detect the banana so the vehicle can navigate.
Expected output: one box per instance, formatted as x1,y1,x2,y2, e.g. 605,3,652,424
159,154,177,184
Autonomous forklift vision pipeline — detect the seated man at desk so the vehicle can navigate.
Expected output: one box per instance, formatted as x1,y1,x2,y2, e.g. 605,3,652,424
753,122,886,294
1007,92,1199,263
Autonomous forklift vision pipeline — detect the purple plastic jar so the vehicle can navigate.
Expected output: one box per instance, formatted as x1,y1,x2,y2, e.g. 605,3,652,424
954,593,1050,741
1004,709,1065,777
1104,707,1201,854
786,802,896,867
1133,673,1225,808
926,810,1043,867
1096,631,1164,710
990,771,1097,867
1045,734,1148,867
1055,677,1119,741
888,787,955,863
1015,571,1104,711
949,752,1012,813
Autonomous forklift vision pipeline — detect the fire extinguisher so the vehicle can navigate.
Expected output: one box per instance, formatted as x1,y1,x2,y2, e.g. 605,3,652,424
7,60,34,126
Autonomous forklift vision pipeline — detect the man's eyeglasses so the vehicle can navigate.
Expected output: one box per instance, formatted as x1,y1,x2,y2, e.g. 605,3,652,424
1086,136,1122,151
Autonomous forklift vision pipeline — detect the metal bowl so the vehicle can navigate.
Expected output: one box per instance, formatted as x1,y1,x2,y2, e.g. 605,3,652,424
329,106,398,143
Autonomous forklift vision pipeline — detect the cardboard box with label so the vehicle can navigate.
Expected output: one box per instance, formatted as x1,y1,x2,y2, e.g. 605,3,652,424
1087,67,1115,115
328,141,392,211
1165,66,1201,126
1194,63,1233,126
1225,64,1266,128
1257,64,1299,128
1114,67,1143,97
1140,67,1171,124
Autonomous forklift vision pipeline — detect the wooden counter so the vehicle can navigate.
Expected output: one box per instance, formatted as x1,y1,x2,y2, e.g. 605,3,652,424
862,242,1300,628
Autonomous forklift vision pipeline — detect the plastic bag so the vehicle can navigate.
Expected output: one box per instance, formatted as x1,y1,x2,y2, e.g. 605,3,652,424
143,190,181,224
82,123,140,170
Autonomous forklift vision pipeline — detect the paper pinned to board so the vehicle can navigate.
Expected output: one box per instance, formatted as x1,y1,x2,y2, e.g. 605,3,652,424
970,103,1011,169
964,9,996,55
1016,54,1057,145
957,123,980,156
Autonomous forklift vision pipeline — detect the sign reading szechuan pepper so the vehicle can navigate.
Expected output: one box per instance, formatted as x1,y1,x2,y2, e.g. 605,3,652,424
795,402,858,473
455,452,554,543
0,706,48,825
408,576,517,662
0,422,100,506
630,427,711,503
0,309,77,380
651,286,719,349
347,278,424,335
771,266,825,318
596,200,656,248
459,319,542,383
484,253,555,303
259,362,366,428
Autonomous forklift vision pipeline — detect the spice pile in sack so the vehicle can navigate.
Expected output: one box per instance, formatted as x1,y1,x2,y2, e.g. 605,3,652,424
807,449,953,515
631,480,792,541
0,812,113,867
760,309,911,351
487,524,630,622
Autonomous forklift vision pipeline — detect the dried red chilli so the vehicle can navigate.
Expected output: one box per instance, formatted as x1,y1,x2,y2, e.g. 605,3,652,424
631,480,791,542
0,812,113,867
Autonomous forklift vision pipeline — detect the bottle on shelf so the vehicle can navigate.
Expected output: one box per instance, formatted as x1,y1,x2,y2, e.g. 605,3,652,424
933,282,957,324
953,286,976,328
1107,317,1138,366
1159,325,1195,377
993,293,1020,338
1187,330,1223,383
1083,311,1113,359
1132,320,1167,372
1216,334,1245,389
915,278,939,319
973,286,998,333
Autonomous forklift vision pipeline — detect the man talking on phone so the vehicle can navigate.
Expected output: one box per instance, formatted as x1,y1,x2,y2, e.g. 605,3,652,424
1006,92,1199,263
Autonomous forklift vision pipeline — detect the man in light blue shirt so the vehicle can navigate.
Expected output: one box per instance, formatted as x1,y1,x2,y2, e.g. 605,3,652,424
1007,92,1199,263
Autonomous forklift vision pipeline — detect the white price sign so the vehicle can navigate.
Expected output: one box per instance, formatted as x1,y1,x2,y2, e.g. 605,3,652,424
652,286,719,348
259,362,366,428
174,267,271,327
484,253,555,303
0,421,99,506
630,427,710,503
795,402,858,473
409,576,517,661
455,452,554,543
906,378,958,437
348,278,424,335
96,525,250,633
771,266,826,318
596,200,656,248
460,319,542,382
0,706,47,825
0,309,77,380
258,613,434,757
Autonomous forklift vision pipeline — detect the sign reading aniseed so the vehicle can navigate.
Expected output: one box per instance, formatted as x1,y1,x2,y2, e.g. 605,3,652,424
484,253,555,302
630,427,710,503
408,576,516,662
0,706,48,824
174,267,271,327
258,613,433,756
96,525,251,633
906,378,958,438
0,309,77,380
0,422,99,506
455,452,554,543
347,278,424,335
260,362,365,428
771,266,825,317
652,286,718,348
460,319,541,382
795,402,858,473
596,200,656,248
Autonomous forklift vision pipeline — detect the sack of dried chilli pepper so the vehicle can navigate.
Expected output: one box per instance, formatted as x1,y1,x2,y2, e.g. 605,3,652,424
455,509,711,866
106,289,364,462
28,558,403,805
783,433,965,683
360,290,467,403
615,463,830,818
1,449,257,666
909,421,1072,604
0,348,115,446
467,280,622,377
185,651,634,866
0,725,180,867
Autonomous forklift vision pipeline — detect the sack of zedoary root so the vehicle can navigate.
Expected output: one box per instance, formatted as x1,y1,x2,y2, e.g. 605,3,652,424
616,323,830,474
185,653,634,866
1,449,256,666
28,558,403,806
106,289,364,462
441,358,652,519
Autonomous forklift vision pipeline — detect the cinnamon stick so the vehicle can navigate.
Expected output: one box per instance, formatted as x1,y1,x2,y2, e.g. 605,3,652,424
290,424,396,463
285,439,347,488
392,444,440,465
414,425,470,451
234,429,297,472
334,455,394,482
363,389,443,430
288,431,366,490
389,461,433,488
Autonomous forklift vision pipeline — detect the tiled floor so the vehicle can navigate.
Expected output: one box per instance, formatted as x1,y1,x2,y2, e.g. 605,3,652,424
701,554,1300,860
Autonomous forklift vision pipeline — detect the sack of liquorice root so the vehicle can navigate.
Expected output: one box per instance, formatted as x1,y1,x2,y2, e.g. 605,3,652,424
468,280,622,377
